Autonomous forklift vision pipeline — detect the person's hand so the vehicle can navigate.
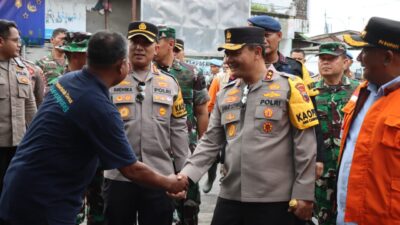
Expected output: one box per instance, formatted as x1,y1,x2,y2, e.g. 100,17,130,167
316,162,324,179
167,190,187,199
165,173,188,194
288,200,313,221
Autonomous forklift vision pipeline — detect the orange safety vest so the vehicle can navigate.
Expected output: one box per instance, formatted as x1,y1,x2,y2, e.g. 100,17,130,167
338,81,400,225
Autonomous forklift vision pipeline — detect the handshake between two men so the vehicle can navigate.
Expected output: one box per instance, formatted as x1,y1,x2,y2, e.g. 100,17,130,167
119,161,189,195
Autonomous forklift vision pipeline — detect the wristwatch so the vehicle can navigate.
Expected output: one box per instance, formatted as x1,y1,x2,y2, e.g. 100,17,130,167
289,199,298,209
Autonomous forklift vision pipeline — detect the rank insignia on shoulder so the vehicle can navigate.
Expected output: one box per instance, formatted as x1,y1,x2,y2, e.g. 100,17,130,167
265,70,274,80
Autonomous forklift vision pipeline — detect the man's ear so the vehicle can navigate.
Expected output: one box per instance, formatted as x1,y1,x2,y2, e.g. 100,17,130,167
384,50,394,66
154,43,160,56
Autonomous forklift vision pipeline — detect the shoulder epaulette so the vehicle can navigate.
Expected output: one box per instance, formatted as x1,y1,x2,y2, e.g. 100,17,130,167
13,57,25,68
223,80,237,89
279,72,296,80
158,68,180,85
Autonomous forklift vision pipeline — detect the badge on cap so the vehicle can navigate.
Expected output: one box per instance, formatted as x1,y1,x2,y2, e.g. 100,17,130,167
226,31,232,42
263,122,273,133
263,108,273,118
227,124,236,137
139,23,147,30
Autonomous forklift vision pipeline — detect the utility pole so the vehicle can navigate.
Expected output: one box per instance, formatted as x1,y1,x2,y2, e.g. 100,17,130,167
324,10,329,33
131,0,137,21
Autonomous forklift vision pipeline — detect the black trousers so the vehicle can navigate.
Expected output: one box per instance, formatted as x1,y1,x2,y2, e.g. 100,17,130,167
211,197,304,225
0,147,17,195
102,179,174,225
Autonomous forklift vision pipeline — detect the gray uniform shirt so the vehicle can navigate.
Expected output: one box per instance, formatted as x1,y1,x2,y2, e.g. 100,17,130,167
105,65,188,181
181,66,317,202
0,59,37,147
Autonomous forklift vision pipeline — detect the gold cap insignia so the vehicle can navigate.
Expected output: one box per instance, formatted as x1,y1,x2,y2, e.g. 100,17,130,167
361,30,367,38
226,31,232,43
139,23,147,30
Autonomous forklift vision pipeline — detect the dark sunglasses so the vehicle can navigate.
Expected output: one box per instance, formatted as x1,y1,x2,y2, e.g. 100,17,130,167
241,85,249,108
136,81,146,102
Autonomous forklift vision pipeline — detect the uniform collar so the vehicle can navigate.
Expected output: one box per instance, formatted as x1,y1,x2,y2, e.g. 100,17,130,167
0,59,10,71
131,63,158,82
277,52,288,64
381,76,400,96
316,75,352,88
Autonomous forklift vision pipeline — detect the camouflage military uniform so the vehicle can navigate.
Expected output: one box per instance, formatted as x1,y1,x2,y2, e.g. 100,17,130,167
314,76,359,225
158,59,209,225
36,53,67,90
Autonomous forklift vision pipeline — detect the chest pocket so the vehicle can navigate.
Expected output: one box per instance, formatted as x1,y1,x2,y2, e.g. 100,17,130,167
221,109,241,140
381,115,400,150
153,93,173,121
0,76,8,99
254,106,283,136
17,76,30,99
113,93,136,121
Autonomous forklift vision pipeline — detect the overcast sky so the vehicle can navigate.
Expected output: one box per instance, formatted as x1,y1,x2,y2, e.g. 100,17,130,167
307,0,400,36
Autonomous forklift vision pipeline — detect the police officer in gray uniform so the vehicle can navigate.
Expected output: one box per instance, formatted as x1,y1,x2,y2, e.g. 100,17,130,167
175,27,317,225
103,21,189,225
0,19,36,195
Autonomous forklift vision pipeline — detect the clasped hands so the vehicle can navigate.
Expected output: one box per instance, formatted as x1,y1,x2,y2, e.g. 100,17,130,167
165,173,189,199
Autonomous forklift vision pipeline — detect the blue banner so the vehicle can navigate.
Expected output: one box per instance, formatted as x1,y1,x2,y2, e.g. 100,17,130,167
0,0,45,46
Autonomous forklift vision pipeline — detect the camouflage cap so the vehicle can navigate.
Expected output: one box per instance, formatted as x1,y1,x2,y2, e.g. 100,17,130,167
317,42,347,56
57,32,91,53
158,26,176,39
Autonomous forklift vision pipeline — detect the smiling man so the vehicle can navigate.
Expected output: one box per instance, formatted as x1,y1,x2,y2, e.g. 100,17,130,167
314,42,359,225
103,21,189,225
177,26,318,225
337,17,400,225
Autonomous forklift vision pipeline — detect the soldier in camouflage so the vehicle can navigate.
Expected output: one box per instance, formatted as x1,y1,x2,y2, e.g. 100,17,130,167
154,26,209,225
314,43,359,225
36,28,67,92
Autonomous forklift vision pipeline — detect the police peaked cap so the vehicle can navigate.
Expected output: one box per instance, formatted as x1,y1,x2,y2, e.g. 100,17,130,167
344,17,400,51
128,21,158,43
218,26,265,51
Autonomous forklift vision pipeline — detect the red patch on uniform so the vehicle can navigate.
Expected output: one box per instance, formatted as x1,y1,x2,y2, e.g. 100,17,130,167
263,122,273,133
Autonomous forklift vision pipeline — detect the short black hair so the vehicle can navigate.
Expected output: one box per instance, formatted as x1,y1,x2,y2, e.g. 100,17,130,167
51,28,67,38
290,48,305,57
0,19,18,39
246,44,266,58
87,31,127,68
